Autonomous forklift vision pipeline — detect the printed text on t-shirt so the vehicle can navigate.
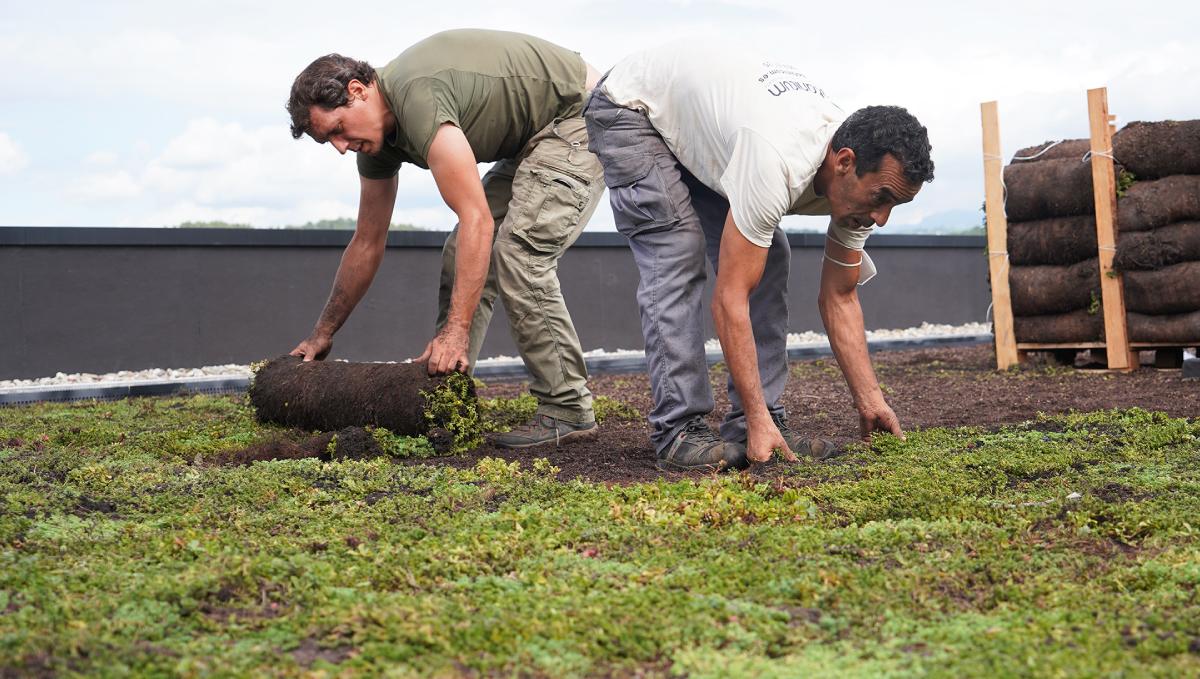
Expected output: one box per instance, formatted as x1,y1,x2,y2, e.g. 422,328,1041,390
756,61,827,99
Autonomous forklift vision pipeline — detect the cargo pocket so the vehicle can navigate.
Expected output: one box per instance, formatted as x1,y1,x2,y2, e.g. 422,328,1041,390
602,152,677,237
511,164,589,255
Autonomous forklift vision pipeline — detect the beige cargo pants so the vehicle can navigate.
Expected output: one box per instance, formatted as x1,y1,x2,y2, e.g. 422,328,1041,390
435,115,604,424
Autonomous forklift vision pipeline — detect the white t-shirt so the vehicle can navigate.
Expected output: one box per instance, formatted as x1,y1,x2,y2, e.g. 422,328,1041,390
603,42,877,282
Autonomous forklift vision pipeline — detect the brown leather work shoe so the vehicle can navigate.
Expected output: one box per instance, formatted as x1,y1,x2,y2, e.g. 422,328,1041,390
492,414,597,449
771,413,840,461
657,418,748,471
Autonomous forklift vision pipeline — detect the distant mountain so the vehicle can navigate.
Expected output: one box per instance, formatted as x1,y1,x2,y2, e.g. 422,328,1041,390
782,207,985,236
886,208,984,235
174,218,424,231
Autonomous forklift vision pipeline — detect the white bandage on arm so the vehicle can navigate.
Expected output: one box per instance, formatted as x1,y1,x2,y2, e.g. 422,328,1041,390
825,221,878,286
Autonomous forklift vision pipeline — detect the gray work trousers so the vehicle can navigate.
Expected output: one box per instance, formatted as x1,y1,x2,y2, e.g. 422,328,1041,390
583,89,792,452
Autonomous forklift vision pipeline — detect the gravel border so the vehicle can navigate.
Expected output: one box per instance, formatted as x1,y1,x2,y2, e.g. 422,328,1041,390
0,324,993,406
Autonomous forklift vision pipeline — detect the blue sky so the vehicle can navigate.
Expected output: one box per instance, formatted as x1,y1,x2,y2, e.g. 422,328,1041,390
1,0,1197,231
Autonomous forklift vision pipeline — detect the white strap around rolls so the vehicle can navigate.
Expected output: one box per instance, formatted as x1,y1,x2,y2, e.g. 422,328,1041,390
825,220,877,286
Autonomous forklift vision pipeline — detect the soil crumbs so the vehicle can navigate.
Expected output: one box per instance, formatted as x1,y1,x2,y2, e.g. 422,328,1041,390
445,344,1198,482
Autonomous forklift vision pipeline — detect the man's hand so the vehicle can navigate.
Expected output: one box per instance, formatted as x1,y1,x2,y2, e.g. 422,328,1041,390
290,334,333,362
857,398,905,442
746,417,798,464
416,326,470,375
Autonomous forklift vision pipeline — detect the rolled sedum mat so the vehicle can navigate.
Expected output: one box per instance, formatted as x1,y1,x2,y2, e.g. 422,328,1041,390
249,356,477,436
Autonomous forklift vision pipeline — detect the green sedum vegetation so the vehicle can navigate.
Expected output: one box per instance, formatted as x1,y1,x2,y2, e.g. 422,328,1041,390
421,372,486,455
1,396,1198,677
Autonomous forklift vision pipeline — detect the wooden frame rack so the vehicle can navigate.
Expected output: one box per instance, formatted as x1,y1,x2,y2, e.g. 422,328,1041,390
980,87,1139,371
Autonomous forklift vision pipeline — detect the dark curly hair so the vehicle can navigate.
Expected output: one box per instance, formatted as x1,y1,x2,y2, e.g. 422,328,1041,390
286,54,376,139
830,106,935,184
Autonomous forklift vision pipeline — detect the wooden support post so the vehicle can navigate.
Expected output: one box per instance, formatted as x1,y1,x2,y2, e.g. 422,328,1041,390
1086,87,1136,371
980,101,1020,369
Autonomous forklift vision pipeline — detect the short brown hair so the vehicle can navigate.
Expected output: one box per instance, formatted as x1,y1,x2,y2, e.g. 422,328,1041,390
286,54,376,139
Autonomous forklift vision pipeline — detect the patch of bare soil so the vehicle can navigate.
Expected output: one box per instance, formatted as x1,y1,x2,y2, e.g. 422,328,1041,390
432,344,1197,483
290,638,356,667
209,426,389,466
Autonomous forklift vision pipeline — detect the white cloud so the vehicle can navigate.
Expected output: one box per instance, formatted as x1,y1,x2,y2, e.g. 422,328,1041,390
84,150,120,166
68,170,142,201
0,133,28,175
3,0,1198,228
64,116,459,227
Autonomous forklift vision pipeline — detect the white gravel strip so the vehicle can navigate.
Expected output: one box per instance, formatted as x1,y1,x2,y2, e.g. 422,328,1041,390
0,321,993,390
0,364,254,390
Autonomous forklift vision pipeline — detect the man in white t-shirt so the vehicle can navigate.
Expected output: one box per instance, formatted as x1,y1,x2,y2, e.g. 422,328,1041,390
584,43,934,471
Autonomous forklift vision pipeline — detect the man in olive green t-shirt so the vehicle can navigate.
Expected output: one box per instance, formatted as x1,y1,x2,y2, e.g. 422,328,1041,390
286,29,605,448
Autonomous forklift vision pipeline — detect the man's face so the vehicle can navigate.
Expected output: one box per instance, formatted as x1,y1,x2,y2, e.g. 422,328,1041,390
306,80,386,156
826,151,922,229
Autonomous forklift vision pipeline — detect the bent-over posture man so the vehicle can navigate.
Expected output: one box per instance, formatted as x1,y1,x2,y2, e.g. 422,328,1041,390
287,29,606,448
585,43,934,470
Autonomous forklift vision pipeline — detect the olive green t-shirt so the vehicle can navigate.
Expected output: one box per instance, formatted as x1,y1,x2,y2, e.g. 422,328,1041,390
357,29,587,177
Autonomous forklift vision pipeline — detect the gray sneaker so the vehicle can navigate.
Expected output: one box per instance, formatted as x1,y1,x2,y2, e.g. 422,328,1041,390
657,418,747,472
493,414,597,449
769,413,840,461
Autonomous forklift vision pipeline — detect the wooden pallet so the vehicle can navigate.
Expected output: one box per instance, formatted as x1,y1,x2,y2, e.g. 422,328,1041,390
979,87,1166,372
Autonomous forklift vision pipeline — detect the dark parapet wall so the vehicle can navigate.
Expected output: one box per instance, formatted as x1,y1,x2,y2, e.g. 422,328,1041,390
0,228,991,380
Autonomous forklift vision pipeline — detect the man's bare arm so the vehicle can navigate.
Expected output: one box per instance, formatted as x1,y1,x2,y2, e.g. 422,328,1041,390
415,123,494,375
711,212,796,463
817,238,905,441
290,175,397,360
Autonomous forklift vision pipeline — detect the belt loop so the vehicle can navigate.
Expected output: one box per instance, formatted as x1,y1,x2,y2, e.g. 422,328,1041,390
552,117,582,164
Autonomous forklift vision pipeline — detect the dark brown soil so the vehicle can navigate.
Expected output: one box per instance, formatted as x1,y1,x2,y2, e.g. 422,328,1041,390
250,356,473,435
1124,261,1200,315
210,426,392,466
1009,259,1099,316
1128,310,1200,344
1015,310,1104,343
1011,139,1091,164
1008,215,1097,266
290,638,357,667
1009,259,1200,317
1115,222,1200,270
1003,158,1096,222
1113,220,1200,271
417,344,1199,483
1119,176,1200,232
1009,217,1200,271
1015,308,1200,344
1113,120,1200,179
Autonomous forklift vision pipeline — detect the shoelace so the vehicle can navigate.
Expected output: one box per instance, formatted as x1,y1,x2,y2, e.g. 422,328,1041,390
681,419,719,443
771,413,793,435
517,414,562,447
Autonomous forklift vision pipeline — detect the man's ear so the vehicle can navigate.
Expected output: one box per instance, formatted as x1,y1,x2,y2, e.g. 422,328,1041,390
346,79,368,101
834,147,857,177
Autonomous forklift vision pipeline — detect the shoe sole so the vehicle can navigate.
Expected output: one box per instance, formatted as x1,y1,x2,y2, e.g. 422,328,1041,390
493,426,599,450
655,458,738,472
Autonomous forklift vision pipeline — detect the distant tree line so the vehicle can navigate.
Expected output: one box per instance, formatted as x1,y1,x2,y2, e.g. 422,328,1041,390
174,218,424,231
